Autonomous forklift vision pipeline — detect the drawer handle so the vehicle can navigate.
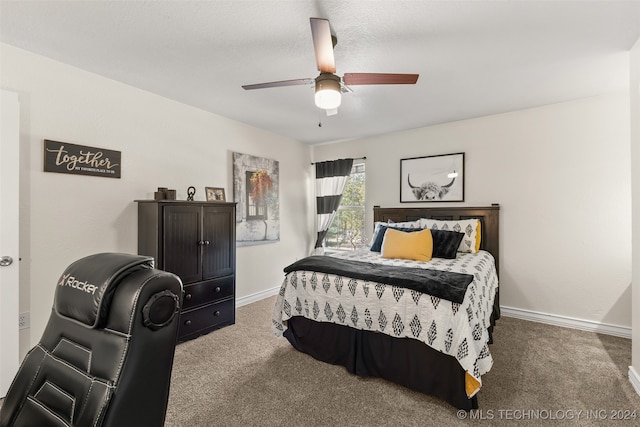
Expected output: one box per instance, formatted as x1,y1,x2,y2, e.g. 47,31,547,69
213,311,220,317
214,287,221,293
184,320,192,326
185,293,192,300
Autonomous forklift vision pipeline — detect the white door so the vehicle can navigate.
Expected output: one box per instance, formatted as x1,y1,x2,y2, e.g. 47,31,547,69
0,89,20,397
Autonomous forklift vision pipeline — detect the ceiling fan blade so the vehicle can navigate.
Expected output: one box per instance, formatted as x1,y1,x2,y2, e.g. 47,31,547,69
310,18,336,73
343,73,419,85
242,78,314,90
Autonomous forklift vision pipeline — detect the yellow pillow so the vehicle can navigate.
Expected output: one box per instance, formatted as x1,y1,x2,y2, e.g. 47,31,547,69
475,221,482,253
381,228,433,262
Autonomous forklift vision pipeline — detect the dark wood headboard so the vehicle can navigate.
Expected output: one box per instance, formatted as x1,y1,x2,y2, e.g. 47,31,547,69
373,204,500,274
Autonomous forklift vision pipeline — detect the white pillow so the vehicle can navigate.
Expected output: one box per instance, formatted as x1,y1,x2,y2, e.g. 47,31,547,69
418,218,480,253
369,219,421,246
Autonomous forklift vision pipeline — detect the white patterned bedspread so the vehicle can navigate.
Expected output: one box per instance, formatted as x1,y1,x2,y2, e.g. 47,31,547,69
272,249,499,396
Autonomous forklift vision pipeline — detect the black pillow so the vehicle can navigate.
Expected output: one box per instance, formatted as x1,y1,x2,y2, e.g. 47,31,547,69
370,225,421,252
431,229,464,259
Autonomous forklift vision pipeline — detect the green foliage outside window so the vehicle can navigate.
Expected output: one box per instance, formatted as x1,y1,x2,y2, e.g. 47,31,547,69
325,164,366,250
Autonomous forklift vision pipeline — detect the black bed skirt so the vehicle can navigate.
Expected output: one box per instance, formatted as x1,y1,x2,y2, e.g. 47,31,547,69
283,290,499,411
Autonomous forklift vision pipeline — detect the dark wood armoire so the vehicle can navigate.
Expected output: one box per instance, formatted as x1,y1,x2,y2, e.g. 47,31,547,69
136,200,236,341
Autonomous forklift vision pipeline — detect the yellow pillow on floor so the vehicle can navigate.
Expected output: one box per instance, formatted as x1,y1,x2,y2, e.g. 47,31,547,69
381,228,433,262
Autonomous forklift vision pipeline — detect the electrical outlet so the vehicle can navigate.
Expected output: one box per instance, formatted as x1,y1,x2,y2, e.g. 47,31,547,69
18,312,30,330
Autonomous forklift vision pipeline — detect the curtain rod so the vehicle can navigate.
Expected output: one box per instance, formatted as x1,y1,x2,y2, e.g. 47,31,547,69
310,156,366,165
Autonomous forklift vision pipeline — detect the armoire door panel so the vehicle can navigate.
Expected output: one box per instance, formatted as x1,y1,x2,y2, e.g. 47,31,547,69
202,207,235,279
163,206,202,284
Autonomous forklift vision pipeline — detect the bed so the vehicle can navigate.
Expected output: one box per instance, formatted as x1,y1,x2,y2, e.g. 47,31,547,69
272,205,500,410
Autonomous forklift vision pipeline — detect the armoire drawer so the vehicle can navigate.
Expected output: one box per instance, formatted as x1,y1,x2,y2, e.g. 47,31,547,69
178,298,235,339
182,275,234,310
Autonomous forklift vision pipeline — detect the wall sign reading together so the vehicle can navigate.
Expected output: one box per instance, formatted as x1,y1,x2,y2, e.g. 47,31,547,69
44,139,121,178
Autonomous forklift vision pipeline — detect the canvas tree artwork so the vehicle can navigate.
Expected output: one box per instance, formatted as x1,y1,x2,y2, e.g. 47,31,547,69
232,152,280,245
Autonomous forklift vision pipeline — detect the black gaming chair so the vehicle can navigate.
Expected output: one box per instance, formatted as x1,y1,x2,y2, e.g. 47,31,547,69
0,253,183,427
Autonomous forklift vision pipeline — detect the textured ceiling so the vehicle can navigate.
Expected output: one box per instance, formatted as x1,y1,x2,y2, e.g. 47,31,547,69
1,1,639,145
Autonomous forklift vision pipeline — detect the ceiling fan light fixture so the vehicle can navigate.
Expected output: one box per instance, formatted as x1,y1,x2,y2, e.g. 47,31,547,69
241,18,419,115
315,73,341,109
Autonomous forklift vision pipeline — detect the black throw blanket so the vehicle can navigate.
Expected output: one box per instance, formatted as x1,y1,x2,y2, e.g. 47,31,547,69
284,256,473,304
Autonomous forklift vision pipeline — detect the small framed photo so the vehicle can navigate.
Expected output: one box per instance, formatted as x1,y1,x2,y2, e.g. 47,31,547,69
400,152,464,202
205,187,226,202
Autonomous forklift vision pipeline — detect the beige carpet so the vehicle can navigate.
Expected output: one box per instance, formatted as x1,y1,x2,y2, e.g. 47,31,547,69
164,296,640,426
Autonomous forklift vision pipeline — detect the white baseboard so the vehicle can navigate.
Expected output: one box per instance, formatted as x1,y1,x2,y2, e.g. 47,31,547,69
629,366,640,397
236,285,280,308
500,305,631,339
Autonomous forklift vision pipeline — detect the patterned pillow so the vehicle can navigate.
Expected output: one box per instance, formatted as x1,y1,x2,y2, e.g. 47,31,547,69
369,219,421,247
387,219,422,228
419,218,481,253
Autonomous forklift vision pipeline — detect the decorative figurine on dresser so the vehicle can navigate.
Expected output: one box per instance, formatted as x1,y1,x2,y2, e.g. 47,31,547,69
136,199,236,341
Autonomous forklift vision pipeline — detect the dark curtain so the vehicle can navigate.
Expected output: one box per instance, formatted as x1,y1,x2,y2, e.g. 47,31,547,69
314,158,354,251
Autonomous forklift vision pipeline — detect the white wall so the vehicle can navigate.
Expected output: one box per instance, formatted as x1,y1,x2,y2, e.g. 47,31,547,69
314,94,631,329
0,44,313,355
630,37,640,380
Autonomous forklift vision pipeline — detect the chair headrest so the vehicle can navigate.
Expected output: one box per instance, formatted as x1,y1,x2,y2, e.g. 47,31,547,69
54,253,154,328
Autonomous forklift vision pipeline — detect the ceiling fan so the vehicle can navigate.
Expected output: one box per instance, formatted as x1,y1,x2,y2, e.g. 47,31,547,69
242,18,419,114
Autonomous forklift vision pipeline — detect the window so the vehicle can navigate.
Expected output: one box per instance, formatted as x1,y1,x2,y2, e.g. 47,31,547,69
325,163,366,251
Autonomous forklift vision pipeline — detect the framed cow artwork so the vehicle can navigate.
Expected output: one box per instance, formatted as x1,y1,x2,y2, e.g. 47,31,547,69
400,153,464,202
